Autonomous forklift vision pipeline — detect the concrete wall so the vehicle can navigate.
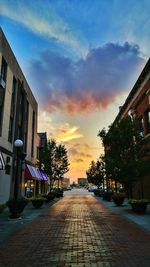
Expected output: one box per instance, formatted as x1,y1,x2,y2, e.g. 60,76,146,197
0,28,38,202
0,57,13,153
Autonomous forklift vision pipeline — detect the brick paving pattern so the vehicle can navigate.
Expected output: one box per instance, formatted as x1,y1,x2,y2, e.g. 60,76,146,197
0,195,150,267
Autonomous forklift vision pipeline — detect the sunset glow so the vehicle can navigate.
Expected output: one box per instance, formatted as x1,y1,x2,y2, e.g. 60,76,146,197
1,0,150,182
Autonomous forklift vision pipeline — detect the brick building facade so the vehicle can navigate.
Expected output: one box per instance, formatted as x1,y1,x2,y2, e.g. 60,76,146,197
114,58,150,198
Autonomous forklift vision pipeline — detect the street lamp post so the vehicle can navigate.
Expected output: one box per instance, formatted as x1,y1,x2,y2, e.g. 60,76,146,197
7,139,28,218
14,139,23,200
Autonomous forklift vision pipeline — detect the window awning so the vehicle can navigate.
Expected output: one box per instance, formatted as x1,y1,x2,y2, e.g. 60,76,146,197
40,171,48,181
24,164,48,181
0,152,5,170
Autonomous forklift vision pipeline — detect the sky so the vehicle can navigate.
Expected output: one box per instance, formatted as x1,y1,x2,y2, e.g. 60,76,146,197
0,0,150,182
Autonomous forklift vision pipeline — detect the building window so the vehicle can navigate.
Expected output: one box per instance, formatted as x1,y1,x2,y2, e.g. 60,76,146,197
24,100,29,152
139,117,145,137
1,57,7,83
0,57,7,135
144,110,150,135
8,77,17,143
37,147,40,160
31,111,35,157
17,89,24,140
8,117,14,143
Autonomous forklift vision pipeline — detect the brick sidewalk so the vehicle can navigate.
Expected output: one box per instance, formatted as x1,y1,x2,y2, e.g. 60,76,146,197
0,195,150,267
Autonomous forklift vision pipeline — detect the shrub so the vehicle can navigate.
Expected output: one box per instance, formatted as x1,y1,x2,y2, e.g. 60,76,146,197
52,188,63,198
0,203,6,213
6,197,29,218
128,199,150,204
31,197,45,208
42,192,55,202
128,199,150,214
112,193,126,206
102,191,113,201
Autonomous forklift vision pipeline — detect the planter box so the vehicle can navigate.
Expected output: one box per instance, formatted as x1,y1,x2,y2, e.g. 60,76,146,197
112,194,125,206
102,191,113,201
6,198,28,218
130,203,148,214
43,193,55,202
53,189,64,198
0,204,6,213
55,192,63,198
31,199,44,208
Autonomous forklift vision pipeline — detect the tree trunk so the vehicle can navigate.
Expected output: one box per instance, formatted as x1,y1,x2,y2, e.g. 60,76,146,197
140,180,144,198
106,178,109,191
102,178,105,191
115,180,117,192
126,183,133,198
57,179,60,188
129,182,133,198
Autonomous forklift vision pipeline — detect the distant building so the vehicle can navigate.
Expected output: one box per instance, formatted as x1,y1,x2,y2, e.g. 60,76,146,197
37,132,47,150
35,132,49,194
61,178,70,188
36,132,47,166
78,178,88,185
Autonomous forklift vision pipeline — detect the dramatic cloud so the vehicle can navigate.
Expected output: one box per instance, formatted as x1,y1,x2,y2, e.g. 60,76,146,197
29,42,145,115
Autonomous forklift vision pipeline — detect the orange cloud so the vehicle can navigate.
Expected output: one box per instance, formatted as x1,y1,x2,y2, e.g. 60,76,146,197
76,158,84,163
44,91,116,115
66,141,99,181
38,112,83,142
56,124,84,142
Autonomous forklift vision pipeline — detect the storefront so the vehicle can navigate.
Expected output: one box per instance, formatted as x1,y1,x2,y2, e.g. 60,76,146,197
24,164,48,197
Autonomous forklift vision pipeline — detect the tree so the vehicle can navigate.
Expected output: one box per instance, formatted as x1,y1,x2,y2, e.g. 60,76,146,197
86,158,105,189
55,144,69,188
98,116,150,197
40,139,69,191
40,139,56,191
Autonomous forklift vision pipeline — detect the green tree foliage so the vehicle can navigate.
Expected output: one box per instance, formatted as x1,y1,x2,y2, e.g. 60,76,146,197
86,159,105,189
40,139,69,190
98,116,150,197
55,144,69,188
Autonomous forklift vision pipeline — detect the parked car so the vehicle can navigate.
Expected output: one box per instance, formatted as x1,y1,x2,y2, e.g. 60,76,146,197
88,186,98,192
67,186,72,191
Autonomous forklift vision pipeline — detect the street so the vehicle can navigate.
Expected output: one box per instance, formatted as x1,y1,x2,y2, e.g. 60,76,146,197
0,189,150,267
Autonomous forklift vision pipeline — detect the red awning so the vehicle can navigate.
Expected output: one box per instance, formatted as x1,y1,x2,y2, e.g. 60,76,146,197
24,164,43,181
24,164,49,181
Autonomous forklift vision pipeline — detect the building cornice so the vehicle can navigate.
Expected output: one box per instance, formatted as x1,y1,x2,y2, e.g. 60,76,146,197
114,58,150,123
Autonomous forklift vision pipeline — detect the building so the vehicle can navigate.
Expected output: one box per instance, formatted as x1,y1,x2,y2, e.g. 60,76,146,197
112,58,150,198
0,28,39,202
36,132,49,194
37,132,47,151
61,178,70,188
78,178,88,186
23,132,49,197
